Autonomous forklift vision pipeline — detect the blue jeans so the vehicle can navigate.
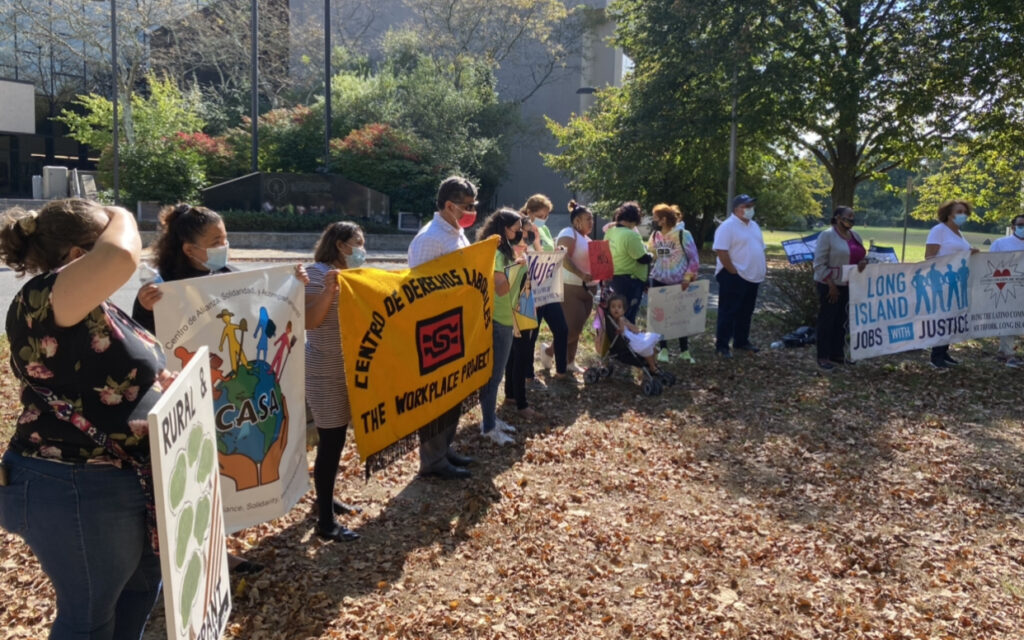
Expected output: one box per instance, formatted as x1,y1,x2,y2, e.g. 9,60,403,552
480,321,514,433
0,450,162,640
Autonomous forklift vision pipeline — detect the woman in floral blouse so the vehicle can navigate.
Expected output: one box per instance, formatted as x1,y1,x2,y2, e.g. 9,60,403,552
0,198,170,639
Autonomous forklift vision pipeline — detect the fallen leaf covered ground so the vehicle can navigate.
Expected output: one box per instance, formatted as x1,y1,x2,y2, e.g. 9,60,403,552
3,268,1024,639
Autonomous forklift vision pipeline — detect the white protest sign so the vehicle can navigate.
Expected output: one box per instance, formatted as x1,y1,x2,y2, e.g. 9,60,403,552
845,250,1024,360
148,347,231,640
967,249,1024,338
645,279,709,340
153,265,309,533
526,249,565,306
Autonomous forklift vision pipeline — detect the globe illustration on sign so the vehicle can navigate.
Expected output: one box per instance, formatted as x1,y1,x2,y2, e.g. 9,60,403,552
174,305,296,491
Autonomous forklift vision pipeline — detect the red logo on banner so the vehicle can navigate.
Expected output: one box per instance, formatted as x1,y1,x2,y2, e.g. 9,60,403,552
416,309,465,374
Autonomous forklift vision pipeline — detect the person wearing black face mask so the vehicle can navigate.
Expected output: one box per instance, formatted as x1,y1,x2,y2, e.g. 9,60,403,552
812,206,867,371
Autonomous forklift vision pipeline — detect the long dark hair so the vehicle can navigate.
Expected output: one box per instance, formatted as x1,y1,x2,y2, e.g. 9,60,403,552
476,208,521,262
0,198,104,275
152,204,223,281
314,221,362,267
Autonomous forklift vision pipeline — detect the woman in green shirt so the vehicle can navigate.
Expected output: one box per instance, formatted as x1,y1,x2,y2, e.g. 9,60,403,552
606,201,654,322
476,209,526,445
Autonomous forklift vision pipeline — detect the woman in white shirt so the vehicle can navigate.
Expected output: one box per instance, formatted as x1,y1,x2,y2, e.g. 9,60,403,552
555,201,595,373
924,200,977,368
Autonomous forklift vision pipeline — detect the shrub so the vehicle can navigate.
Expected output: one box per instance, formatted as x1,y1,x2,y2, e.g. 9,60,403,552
764,262,820,330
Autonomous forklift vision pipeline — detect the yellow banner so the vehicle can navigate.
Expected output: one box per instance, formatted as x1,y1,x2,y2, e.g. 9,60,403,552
338,237,498,469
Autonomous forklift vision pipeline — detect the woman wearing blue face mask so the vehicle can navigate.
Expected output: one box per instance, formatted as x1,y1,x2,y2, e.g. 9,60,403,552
924,199,979,368
132,204,233,333
304,221,366,542
132,203,307,574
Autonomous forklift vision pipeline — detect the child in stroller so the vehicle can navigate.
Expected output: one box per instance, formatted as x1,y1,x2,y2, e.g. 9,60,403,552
584,292,676,396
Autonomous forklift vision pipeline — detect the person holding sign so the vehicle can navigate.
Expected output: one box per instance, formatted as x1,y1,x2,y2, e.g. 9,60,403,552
924,200,978,369
607,201,654,323
476,209,527,445
812,206,868,371
304,222,365,542
648,203,700,363
0,199,169,639
407,176,480,479
520,194,570,385
556,201,596,374
990,214,1024,367
713,194,766,358
504,214,541,419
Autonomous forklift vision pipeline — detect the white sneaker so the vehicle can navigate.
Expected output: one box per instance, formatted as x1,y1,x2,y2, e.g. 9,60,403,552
539,344,553,370
496,418,517,434
483,428,514,445
566,362,581,373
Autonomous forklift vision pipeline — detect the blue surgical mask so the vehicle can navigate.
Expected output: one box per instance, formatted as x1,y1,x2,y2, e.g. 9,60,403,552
1014,226,1024,240
203,243,229,271
745,207,756,220
534,217,547,227
347,246,367,268
953,213,968,227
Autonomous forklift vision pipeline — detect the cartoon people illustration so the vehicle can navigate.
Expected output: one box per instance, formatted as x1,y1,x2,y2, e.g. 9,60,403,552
253,306,272,362
944,264,961,310
270,321,295,377
217,309,249,373
927,263,946,313
911,268,931,315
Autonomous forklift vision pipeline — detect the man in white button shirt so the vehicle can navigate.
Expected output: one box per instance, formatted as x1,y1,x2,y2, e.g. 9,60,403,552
407,176,479,479
713,194,767,358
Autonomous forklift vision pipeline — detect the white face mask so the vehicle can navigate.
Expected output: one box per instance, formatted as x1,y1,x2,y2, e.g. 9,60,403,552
744,207,755,220
203,243,229,271
347,246,367,268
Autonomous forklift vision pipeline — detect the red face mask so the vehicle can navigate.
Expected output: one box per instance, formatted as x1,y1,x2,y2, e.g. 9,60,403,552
457,211,477,228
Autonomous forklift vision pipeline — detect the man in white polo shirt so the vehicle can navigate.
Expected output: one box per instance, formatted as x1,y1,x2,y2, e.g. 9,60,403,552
989,213,1024,368
713,194,767,358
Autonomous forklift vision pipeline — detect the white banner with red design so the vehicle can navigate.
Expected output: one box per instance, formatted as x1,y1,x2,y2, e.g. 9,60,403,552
848,250,1024,360
153,266,309,533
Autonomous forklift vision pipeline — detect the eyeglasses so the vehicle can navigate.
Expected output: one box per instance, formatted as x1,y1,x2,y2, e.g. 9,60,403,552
451,200,478,212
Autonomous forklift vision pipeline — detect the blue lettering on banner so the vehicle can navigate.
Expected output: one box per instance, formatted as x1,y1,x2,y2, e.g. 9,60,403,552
888,323,914,343
854,297,910,325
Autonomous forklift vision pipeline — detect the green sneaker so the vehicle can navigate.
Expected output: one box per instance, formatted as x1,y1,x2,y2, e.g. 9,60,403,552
656,350,670,363
678,350,696,364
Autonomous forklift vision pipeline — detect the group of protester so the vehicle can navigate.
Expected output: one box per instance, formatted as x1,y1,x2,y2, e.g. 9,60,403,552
0,173,1016,638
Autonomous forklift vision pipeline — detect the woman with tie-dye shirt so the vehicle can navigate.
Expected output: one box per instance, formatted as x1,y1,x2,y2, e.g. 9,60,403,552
648,203,700,363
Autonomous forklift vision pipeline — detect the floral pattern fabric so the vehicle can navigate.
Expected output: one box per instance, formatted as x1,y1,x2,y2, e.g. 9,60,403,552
6,271,166,464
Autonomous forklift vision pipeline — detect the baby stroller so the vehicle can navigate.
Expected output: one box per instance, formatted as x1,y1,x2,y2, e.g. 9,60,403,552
583,282,676,396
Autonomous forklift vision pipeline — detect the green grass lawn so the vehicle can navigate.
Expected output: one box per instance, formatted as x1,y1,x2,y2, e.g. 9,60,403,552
763,225,1007,263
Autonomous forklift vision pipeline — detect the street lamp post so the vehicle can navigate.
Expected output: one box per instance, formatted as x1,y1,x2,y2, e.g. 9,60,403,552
323,0,331,173
250,0,258,173
110,0,118,203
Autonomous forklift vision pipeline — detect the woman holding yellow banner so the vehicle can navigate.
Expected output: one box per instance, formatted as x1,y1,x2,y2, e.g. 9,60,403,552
476,209,527,446
304,222,365,542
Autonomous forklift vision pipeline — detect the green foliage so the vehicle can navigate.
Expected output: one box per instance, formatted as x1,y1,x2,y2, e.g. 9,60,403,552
912,140,1024,230
56,74,208,205
764,262,819,330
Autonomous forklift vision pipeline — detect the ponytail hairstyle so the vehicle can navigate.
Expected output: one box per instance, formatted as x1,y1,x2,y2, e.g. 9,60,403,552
520,194,553,217
568,200,592,228
314,221,362,267
476,208,522,262
0,198,104,276
152,203,223,281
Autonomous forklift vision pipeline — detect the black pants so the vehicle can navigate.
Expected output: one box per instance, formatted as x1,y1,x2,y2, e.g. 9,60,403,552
504,328,536,410
611,275,645,323
651,278,689,352
815,282,849,361
715,271,759,350
314,427,346,528
931,344,951,364
528,302,568,375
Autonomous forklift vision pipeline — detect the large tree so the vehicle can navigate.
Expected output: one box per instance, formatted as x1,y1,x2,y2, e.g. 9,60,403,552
607,0,1024,207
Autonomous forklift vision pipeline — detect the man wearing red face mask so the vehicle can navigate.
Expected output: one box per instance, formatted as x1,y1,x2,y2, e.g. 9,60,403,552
407,176,479,479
